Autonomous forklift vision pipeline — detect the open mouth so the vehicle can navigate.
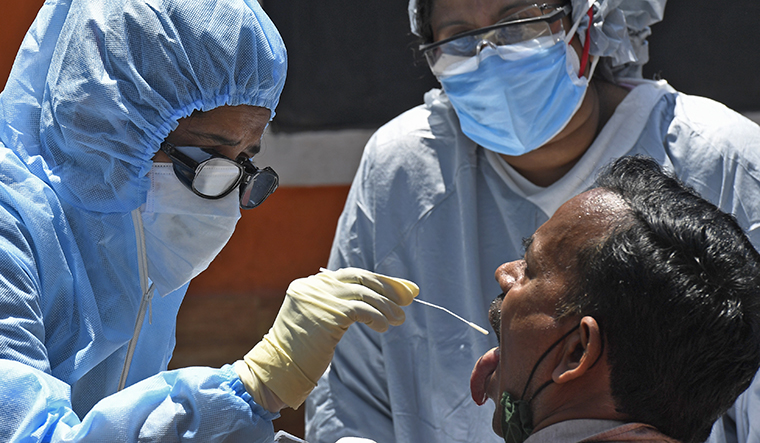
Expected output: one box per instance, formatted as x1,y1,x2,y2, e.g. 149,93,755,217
470,347,500,405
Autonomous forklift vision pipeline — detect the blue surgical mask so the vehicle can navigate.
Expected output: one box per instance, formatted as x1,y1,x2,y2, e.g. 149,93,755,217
438,31,596,157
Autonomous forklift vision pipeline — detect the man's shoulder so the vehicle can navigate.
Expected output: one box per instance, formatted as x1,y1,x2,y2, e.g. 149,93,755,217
581,422,679,443
526,420,678,443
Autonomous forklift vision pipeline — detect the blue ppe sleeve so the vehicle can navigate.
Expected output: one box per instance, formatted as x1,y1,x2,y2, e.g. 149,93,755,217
0,360,278,442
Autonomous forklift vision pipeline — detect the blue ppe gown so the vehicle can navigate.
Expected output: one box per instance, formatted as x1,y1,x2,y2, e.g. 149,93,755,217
0,0,287,441
305,81,760,443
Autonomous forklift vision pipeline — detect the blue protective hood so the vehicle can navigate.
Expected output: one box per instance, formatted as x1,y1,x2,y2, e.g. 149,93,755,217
0,0,287,213
0,0,287,412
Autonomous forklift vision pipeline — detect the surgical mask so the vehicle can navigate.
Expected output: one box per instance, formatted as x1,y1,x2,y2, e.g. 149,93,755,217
500,324,580,443
501,391,533,443
139,163,241,296
438,22,597,157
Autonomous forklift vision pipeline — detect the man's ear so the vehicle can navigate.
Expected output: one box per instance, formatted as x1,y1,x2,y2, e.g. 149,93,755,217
552,316,602,384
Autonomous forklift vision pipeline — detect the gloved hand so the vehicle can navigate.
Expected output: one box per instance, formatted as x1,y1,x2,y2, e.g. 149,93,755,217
234,267,419,411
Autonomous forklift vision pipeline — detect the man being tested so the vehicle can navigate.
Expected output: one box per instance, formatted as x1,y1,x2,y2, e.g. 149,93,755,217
472,156,760,443
0,0,418,441
306,0,760,441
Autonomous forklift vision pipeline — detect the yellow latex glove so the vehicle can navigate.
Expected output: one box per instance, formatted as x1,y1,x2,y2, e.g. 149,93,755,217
235,267,418,410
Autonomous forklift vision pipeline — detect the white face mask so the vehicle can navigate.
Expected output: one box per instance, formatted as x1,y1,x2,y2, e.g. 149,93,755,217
139,163,241,296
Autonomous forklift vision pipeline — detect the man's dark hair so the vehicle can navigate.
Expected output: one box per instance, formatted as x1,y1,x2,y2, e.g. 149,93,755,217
556,155,760,443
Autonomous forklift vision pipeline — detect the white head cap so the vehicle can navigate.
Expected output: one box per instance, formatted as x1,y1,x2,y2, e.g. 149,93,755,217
408,0,667,79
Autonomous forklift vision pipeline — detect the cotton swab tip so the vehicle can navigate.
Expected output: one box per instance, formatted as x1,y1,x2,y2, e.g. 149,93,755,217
468,322,490,336
413,298,490,335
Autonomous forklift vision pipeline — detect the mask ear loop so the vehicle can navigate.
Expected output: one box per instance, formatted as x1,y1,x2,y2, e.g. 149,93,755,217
564,6,595,78
578,8,594,77
519,324,581,403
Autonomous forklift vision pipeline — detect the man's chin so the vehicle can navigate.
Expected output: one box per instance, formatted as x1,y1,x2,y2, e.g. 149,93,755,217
492,405,503,437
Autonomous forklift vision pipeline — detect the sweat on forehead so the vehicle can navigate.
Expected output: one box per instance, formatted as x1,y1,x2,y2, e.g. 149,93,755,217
549,188,631,242
576,188,632,224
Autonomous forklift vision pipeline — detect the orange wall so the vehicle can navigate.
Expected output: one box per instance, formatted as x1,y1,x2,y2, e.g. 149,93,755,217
1,2,45,89
190,185,347,296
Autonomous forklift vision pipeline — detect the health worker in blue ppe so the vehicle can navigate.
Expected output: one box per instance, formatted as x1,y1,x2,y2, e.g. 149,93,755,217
304,0,760,442
0,0,419,441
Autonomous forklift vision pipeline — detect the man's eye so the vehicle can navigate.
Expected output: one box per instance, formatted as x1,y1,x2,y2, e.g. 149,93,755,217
522,259,532,279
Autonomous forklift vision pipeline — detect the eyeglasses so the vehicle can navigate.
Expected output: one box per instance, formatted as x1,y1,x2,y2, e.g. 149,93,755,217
420,3,571,76
159,141,279,209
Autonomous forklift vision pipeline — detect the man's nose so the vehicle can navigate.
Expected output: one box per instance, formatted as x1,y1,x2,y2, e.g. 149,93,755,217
494,260,524,291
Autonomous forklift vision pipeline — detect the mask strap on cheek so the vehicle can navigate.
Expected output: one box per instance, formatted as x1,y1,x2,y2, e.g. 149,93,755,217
519,324,581,401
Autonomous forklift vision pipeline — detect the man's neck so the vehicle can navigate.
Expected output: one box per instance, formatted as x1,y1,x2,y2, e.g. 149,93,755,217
530,368,628,434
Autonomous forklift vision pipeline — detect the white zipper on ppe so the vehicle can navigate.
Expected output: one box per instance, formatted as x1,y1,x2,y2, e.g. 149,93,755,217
118,209,155,391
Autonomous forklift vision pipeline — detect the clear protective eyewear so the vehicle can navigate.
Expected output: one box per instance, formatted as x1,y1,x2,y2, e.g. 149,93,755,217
420,3,571,76
159,141,279,209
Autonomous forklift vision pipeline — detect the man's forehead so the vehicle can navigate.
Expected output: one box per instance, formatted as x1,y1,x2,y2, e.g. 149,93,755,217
534,189,627,259
557,188,628,228
578,188,629,215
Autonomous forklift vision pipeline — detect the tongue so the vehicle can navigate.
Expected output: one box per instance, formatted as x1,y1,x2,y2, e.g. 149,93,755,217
470,347,500,405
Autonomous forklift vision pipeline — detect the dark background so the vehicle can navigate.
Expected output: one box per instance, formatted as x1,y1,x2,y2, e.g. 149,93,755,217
267,0,760,133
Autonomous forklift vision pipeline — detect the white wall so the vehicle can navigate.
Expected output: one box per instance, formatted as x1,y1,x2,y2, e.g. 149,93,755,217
258,129,374,187
260,109,760,188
